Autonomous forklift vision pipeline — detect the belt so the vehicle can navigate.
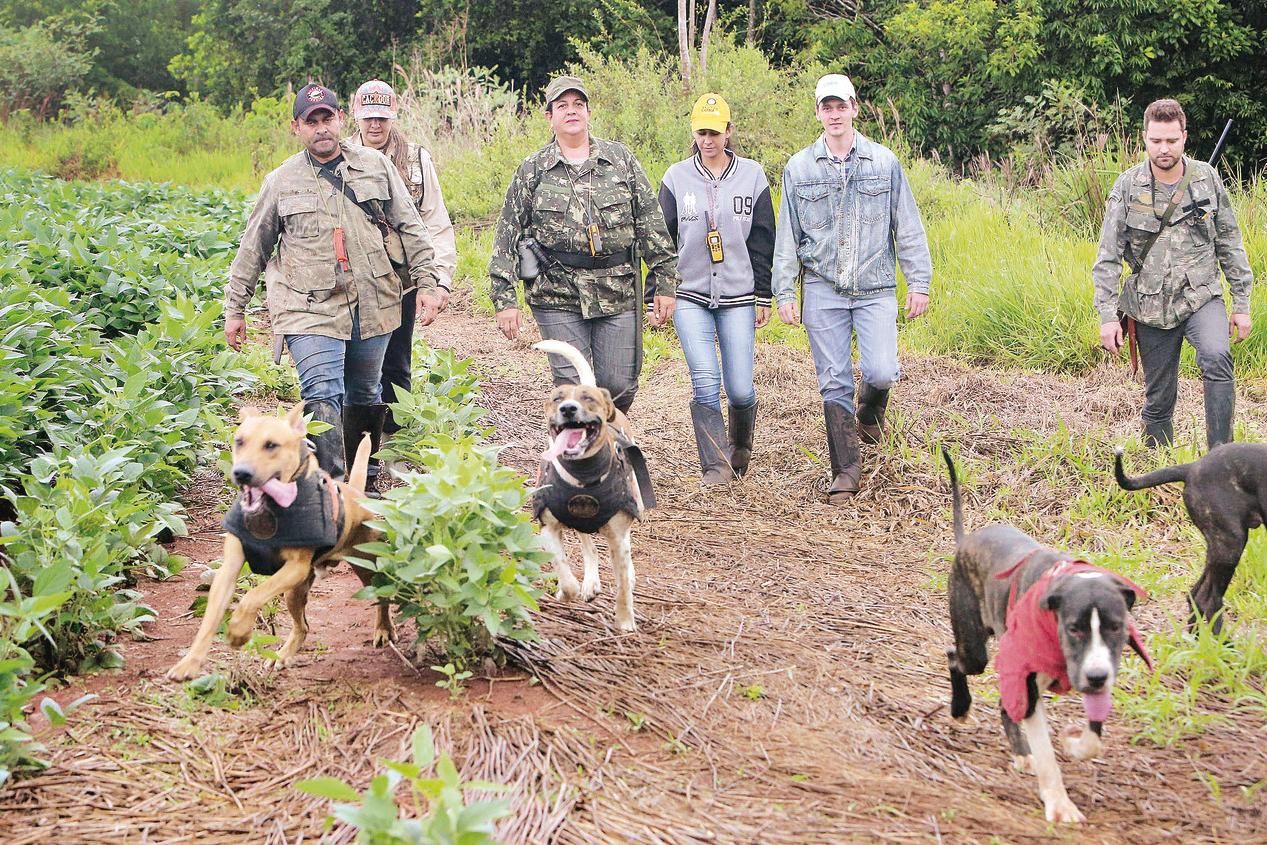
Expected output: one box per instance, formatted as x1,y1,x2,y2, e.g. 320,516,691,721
544,246,632,271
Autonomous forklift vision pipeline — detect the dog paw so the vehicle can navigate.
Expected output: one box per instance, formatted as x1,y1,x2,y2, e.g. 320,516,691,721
372,627,394,648
1062,724,1102,761
580,578,602,601
556,582,582,602
616,613,637,633
165,656,204,682
1044,795,1086,824
1011,755,1035,774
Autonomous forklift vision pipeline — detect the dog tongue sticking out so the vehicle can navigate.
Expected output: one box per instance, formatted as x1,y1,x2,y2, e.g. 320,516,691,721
1083,689,1112,722
240,478,299,512
541,427,587,462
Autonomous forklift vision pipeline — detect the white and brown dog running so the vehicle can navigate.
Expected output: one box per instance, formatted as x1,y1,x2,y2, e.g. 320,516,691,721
531,340,655,632
166,403,391,680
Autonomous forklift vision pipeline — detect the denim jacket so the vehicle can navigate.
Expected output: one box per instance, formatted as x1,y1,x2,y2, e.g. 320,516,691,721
772,133,931,304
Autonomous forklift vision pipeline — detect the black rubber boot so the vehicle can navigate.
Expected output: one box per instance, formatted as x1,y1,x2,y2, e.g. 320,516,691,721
1142,419,1174,450
689,401,733,486
824,401,861,502
855,383,890,445
305,399,345,481
344,403,389,493
1204,380,1235,450
727,400,757,477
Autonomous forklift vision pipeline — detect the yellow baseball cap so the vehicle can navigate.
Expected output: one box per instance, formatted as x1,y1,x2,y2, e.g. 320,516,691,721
691,93,730,133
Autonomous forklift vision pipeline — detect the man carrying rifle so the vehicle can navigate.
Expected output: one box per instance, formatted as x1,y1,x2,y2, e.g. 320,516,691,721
1094,98,1254,449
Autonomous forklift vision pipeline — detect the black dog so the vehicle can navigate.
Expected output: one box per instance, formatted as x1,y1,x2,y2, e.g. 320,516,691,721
944,447,1151,824
1115,443,1267,633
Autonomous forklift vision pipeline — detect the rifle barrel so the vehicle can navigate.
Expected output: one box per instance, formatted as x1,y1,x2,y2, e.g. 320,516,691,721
1209,119,1233,167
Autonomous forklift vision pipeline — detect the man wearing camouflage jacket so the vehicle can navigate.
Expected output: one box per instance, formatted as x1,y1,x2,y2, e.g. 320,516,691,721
225,83,441,480
1094,98,1254,450
488,75,680,413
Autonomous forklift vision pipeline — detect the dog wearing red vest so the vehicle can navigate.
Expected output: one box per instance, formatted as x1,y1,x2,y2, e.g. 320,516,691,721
942,447,1153,824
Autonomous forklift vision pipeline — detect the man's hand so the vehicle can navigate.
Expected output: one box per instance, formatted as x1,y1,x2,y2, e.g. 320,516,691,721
1100,320,1123,353
225,317,246,351
755,305,771,328
778,302,800,326
498,307,522,340
418,290,444,326
434,285,452,311
1230,312,1252,343
650,295,676,327
905,292,929,320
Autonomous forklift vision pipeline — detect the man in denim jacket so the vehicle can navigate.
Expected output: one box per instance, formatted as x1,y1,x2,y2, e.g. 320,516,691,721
773,74,932,501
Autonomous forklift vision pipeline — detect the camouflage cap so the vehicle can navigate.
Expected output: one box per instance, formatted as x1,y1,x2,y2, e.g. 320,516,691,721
544,76,589,107
294,83,339,120
353,79,397,120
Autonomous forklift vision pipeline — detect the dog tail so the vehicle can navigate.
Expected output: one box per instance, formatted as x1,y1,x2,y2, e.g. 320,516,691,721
942,445,965,545
1113,446,1192,491
347,434,372,494
533,339,596,387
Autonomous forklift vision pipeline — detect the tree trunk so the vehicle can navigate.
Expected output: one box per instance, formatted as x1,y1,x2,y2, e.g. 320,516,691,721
747,0,759,46
699,0,717,78
677,0,692,85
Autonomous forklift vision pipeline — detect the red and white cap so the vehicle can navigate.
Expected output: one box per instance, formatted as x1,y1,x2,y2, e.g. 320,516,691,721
354,80,397,120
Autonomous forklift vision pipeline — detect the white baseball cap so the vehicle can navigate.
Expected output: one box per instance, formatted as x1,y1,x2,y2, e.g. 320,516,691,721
815,74,857,105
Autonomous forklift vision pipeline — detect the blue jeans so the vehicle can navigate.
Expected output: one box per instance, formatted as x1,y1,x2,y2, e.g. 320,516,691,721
672,300,756,411
286,309,391,408
801,281,899,413
532,307,639,412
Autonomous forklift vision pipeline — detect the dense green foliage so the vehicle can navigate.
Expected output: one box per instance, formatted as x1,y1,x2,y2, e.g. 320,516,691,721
357,345,548,674
6,1,1265,169
0,170,272,782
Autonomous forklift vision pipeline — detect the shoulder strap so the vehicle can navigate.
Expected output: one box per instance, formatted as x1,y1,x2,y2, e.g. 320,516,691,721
315,165,385,227
1130,161,1198,273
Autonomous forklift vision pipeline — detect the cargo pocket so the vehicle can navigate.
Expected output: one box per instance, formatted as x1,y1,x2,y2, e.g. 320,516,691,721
794,183,831,230
1124,209,1164,295
279,191,322,239
856,177,891,224
532,187,573,230
347,174,390,204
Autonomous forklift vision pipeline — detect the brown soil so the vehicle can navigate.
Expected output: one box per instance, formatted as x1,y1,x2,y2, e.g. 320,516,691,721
2,309,1264,844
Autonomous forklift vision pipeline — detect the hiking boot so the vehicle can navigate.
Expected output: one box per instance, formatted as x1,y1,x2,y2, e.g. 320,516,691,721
305,399,345,481
344,403,388,493
855,382,890,445
727,400,757,477
689,401,733,486
1204,380,1235,450
824,401,861,502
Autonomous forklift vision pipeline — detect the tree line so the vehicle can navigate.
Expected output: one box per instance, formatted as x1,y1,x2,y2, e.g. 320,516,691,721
2,0,1265,170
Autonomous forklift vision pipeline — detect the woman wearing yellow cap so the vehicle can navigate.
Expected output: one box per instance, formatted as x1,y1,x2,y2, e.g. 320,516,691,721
658,93,775,485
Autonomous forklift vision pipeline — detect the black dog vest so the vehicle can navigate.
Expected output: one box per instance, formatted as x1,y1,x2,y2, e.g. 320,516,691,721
222,472,341,575
533,444,642,534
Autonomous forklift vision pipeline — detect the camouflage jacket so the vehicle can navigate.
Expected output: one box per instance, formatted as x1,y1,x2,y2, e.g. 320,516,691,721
1092,157,1253,329
349,131,457,290
225,142,438,340
488,136,680,316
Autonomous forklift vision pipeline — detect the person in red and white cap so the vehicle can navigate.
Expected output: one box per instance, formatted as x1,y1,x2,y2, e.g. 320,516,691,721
349,79,458,443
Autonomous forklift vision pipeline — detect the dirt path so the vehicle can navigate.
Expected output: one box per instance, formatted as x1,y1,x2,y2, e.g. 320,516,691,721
2,310,1264,843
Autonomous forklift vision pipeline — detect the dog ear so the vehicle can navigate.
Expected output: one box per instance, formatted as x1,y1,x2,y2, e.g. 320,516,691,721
1040,583,1064,611
1117,583,1138,610
600,388,616,421
285,401,307,434
239,406,260,421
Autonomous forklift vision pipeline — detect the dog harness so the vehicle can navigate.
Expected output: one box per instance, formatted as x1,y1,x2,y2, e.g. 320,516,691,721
994,558,1153,723
533,439,643,534
223,468,343,576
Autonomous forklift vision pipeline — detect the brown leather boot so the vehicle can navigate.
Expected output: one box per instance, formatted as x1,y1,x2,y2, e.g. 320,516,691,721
855,382,890,445
824,401,861,503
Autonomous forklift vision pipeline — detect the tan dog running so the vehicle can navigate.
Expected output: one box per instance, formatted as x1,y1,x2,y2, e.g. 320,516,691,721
532,340,652,632
166,402,391,680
